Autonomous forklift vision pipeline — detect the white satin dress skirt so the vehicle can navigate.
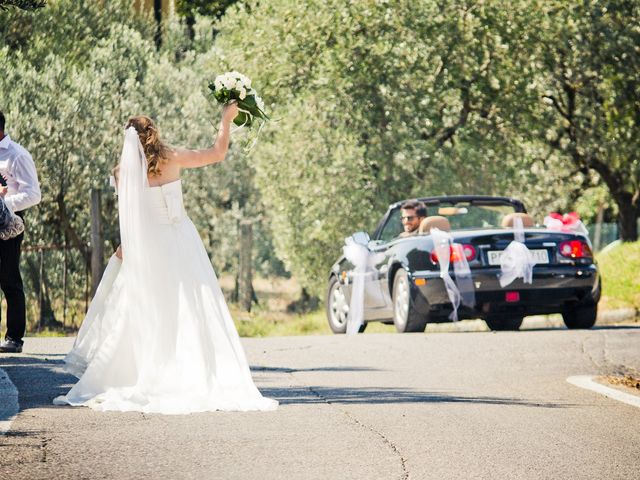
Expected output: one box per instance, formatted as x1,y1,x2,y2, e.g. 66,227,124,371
54,180,278,414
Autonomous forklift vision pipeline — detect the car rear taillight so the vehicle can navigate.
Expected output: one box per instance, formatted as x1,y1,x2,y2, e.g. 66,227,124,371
462,244,476,261
559,240,593,258
430,244,476,263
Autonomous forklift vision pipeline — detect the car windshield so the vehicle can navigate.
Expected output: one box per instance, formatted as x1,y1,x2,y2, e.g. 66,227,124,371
377,201,519,241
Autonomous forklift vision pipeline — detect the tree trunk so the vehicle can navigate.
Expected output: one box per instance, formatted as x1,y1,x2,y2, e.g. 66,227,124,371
231,272,239,303
56,193,90,269
593,202,604,251
617,199,639,242
24,254,59,330
184,13,195,42
90,189,105,297
239,221,253,312
578,157,639,243
153,0,163,48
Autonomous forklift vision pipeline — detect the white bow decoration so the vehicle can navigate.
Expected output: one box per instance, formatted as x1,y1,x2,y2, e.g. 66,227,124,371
430,228,475,321
342,237,385,335
499,216,536,287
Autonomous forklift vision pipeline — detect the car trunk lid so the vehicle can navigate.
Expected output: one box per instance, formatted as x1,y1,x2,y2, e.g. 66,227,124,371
449,229,593,267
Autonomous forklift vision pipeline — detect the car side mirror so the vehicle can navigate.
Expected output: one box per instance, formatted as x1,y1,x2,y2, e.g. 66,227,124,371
351,231,370,247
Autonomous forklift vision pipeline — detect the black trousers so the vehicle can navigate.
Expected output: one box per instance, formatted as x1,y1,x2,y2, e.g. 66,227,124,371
0,215,25,342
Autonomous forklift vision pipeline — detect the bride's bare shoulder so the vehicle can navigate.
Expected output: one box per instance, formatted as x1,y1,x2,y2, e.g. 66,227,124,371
169,148,195,165
164,149,184,168
169,148,188,161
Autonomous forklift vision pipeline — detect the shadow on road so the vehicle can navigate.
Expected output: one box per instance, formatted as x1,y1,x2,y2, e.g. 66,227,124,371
260,384,575,409
1,356,576,416
0,356,75,411
522,324,640,332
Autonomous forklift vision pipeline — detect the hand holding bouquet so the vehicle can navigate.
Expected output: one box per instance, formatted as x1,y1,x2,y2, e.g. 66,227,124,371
208,72,268,128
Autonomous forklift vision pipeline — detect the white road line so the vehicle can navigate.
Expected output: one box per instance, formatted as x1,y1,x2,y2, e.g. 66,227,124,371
0,367,19,434
567,375,640,409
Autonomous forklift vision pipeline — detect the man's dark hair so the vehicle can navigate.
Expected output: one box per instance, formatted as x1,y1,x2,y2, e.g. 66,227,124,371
0,111,4,132
401,199,427,217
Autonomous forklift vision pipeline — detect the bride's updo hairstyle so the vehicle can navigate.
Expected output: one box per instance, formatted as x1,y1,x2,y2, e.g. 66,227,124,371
125,115,171,177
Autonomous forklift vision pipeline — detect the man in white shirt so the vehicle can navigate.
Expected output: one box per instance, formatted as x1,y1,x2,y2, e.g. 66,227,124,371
0,111,41,353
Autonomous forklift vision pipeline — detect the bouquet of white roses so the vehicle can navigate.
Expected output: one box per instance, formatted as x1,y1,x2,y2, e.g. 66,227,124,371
208,71,268,128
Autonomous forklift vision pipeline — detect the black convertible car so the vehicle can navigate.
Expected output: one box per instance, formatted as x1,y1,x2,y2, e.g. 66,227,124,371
326,196,600,333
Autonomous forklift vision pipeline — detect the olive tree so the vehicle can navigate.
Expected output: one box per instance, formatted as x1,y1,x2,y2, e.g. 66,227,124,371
0,0,45,10
214,0,558,295
523,0,640,241
0,1,282,324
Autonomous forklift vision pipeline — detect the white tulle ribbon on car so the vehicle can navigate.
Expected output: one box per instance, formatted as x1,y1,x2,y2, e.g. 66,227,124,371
343,238,368,335
342,237,385,335
430,228,475,321
499,216,536,287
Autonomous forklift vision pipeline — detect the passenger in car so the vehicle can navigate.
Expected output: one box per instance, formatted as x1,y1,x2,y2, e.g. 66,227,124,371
399,200,427,237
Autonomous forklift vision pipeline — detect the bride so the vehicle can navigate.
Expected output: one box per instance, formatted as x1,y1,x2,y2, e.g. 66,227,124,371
54,104,278,414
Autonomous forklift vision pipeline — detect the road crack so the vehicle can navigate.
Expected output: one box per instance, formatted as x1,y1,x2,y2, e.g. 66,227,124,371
581,333,638,376
40,436,51,463
288,373,409,480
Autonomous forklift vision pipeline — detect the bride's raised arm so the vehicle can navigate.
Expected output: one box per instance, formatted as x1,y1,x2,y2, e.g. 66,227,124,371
174,102,239,169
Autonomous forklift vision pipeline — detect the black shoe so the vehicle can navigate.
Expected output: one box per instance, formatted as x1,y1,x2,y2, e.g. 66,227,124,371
0,337,23,353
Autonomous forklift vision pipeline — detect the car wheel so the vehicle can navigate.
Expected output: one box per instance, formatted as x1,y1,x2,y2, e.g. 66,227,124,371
326,276,367,334
485,315,523,331
392,268,427,333
562,304,597,329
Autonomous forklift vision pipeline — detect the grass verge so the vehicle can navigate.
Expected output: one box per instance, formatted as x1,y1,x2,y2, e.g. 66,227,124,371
596,240,640,311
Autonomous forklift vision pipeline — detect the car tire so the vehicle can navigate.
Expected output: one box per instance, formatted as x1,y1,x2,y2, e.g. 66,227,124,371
485,315,523,331
392,268,427,333
326,276,367,334
562,304,597,329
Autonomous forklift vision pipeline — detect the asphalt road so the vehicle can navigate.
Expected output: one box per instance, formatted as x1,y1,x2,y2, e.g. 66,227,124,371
1,326,639,480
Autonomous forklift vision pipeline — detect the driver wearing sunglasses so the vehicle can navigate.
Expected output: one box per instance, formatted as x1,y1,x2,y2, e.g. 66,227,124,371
399,200,427,237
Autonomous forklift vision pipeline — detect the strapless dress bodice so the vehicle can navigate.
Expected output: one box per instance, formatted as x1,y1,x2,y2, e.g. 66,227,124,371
144,179,185,224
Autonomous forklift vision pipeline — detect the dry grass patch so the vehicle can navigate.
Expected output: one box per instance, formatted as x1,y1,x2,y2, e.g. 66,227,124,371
599,374,640,394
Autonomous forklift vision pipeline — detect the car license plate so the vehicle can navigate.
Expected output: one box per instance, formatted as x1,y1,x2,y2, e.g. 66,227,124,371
487,249,549,266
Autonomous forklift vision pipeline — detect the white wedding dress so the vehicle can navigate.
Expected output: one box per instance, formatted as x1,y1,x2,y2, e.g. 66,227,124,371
54,128,277,414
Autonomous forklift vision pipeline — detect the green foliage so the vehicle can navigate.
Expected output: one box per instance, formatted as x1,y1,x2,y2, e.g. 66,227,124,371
175,0,241,21
0,1,153,62
2,0,637,309
212,0,569,295
0,1,283,321
212,0,639,295
520,0,640,239
0,0,45,10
